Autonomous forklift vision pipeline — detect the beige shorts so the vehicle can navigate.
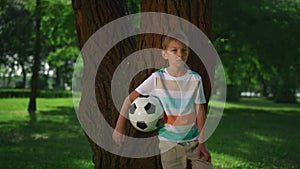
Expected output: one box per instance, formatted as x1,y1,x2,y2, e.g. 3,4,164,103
159,140,214,169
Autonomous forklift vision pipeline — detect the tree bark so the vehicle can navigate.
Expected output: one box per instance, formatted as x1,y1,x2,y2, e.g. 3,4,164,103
73,0,137,168
72,0,213,168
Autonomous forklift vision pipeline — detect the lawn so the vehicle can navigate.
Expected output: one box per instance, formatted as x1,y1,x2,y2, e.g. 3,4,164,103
0,98,93,169
208,97,300,169
0,97,299,169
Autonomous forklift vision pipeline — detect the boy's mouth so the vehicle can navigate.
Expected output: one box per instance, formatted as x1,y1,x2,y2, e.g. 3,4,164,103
176,57,186,62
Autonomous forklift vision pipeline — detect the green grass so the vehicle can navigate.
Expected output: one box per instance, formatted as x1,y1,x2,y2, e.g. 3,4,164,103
0,97,299,169
0,98,93,169
208,97,300,169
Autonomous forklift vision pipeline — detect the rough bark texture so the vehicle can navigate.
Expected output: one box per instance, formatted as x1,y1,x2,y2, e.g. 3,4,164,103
72,0,212,168
72,0,137,168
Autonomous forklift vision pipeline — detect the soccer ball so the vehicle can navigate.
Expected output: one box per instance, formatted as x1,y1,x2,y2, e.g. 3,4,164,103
129,95,164,132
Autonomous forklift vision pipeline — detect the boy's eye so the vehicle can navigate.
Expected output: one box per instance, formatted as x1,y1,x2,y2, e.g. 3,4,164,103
168,48,188,54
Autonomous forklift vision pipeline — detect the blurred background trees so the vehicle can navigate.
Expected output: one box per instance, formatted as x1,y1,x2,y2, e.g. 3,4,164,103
0,0,299,102
213,0,300,103
0,0,78,91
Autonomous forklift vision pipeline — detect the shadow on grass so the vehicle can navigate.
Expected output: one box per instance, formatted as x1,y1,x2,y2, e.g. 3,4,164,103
0,106,93,169
2,97,298,169
209,106,300,169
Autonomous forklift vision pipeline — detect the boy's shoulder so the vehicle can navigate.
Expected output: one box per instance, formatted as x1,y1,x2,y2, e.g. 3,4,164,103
189,70,202,80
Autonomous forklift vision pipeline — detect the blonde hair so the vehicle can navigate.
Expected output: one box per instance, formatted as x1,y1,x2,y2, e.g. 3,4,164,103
162,32,189,49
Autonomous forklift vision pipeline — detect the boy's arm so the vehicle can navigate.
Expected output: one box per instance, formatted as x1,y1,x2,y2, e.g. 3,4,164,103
112,90,140,145
196,104,211,162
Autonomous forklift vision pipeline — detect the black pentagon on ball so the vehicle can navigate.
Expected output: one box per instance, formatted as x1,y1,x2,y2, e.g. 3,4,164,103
144,103,156,114
129,103,136,114
137,121,148,130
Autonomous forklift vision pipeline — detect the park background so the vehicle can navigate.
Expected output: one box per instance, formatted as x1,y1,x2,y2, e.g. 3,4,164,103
0,0,299,169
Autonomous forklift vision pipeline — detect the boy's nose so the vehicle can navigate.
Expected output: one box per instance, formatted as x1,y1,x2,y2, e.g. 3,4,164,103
177,50,183,57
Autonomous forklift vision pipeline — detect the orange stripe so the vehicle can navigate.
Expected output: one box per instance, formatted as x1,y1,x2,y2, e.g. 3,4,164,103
163,112,197,126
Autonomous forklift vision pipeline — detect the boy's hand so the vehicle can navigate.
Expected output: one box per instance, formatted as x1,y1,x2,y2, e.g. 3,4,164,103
197,143,211,162
112,128,125,146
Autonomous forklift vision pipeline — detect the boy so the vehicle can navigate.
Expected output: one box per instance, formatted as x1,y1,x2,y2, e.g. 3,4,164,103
113,34,213,169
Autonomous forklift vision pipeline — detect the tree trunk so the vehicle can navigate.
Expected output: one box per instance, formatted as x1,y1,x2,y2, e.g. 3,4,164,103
28,0,41,119
72,0,212,168
20,61,26,88
274,70,296,103
55,67,62,89
72,0,137,168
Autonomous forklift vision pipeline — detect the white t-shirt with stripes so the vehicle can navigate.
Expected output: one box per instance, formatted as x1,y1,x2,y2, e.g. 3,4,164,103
135,68,206,143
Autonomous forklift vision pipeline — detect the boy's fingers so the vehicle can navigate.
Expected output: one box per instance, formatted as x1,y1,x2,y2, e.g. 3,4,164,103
197,146,211,162
203,152,211,162
206,154,211,162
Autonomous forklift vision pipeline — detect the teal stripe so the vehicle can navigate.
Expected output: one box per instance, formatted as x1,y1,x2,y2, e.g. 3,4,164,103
159,96,193,109
156,69,166,73
189,70,198,75
158,127,199,142
189,70,199,75
189,71,201,78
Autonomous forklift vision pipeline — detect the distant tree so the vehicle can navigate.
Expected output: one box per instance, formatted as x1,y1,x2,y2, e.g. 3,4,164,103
28,0,41,115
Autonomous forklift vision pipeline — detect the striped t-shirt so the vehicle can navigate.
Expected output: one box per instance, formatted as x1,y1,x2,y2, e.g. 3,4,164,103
135,68,206,143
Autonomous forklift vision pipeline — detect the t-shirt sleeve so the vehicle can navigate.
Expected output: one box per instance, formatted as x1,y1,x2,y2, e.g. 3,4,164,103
135,73,155,96
195,78,206,104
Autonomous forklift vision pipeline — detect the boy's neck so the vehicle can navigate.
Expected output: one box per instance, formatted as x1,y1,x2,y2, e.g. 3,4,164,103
166,66,188,77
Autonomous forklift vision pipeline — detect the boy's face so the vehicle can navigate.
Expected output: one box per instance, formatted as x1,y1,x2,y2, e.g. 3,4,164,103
162,40,189,67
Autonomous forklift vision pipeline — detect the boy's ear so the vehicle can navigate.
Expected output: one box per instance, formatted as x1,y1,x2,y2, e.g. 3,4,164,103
161,50,168,59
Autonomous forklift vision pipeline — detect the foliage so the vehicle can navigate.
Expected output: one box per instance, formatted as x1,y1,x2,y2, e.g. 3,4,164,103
0,0,79,89
33,0,79,89
212,0,300,102
0,0,34,88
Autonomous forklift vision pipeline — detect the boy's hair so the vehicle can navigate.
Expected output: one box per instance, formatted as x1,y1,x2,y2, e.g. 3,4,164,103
162,32,189,49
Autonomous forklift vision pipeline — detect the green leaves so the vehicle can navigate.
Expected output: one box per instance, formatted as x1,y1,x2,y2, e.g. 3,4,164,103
0,0,78,89
47,47,79,68
213,0,300,102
